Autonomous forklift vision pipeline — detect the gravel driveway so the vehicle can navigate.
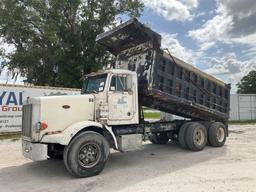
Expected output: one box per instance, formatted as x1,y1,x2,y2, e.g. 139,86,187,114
0,124,256,192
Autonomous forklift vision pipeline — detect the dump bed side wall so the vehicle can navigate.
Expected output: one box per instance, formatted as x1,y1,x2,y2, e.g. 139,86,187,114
114,45,230,122
150,51,230,121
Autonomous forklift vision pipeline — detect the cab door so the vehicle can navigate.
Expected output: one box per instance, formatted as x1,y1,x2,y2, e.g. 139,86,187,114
107,74,138,125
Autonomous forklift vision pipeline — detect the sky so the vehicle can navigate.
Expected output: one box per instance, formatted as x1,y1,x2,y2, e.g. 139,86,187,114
1,0,256,93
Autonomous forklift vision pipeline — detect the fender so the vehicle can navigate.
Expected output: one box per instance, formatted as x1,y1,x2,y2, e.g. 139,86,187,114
104,124,118,150
40,121,118,149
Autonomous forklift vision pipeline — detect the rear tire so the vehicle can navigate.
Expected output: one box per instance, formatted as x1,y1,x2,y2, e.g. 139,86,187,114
178,122,191,149
208,122,227,147
149,133,169,144
63,131,110,177
186,122,207,151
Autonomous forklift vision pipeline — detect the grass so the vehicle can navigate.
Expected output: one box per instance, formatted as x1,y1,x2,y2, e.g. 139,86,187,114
0,132,21,141
143,112,160,119
143,106,160,119
143,112,256,123
228,120,256,125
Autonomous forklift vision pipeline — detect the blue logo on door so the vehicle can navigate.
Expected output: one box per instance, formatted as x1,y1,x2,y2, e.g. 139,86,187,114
117,96,127,104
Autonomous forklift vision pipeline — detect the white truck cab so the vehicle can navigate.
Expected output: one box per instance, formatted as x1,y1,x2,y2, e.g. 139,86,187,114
22,69,141,177
82,69,139,126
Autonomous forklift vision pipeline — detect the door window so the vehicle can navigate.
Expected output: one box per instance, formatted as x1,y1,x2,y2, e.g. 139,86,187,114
109,75,128,92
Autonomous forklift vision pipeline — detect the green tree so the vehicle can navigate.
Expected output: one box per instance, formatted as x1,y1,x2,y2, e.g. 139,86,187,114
0,0,143,88
237,71,256,94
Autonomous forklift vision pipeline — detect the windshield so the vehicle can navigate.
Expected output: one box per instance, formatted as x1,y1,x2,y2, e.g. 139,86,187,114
82,74,107,94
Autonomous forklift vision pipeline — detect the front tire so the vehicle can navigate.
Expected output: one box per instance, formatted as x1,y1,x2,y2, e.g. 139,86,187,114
63,131,110,177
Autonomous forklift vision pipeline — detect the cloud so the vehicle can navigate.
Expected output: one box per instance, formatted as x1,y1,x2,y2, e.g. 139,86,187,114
231,33,256,45
0,38,15,55
194,11,206,18
204,53,241,74
222,0,256,36
160,33,201,64
142,0,199,21
203,53,256,92
188,13,233,50
0,66,25,84
186,0,256,92
188,0,256,49
0,39,22,84
241,47,256,59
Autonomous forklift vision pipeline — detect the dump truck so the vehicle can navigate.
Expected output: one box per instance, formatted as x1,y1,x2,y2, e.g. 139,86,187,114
21,19,230,177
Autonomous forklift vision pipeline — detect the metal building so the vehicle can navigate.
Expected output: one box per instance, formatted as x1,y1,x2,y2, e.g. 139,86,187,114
230,94,256,120
160,94,256,121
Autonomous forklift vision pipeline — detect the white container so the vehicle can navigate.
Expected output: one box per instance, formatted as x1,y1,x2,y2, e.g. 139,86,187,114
229,94,256,121
0,84,80,132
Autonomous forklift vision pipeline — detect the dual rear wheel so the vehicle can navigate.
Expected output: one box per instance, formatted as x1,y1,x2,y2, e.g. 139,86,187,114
178,122,226,151
208,122,227,147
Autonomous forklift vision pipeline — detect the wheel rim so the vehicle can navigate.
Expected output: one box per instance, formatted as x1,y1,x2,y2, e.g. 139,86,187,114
216,127,225,142
194,128,205,145
78,142,101,168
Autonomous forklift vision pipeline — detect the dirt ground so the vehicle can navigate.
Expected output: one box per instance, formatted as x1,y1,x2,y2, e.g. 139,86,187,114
0,124,256,192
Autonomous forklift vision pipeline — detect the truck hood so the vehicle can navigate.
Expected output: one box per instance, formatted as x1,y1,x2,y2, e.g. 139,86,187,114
29,94,95,139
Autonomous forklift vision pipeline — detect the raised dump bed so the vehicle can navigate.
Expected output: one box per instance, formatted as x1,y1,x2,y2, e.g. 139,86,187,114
96,19,230,122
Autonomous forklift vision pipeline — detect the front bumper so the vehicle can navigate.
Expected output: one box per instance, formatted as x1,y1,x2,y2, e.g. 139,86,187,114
22,139,48,161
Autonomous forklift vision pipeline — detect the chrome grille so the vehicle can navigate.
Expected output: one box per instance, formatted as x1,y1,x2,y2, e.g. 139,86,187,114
22,104,33,138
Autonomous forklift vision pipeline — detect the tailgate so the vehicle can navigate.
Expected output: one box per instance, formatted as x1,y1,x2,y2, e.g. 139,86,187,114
96,18,161,55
